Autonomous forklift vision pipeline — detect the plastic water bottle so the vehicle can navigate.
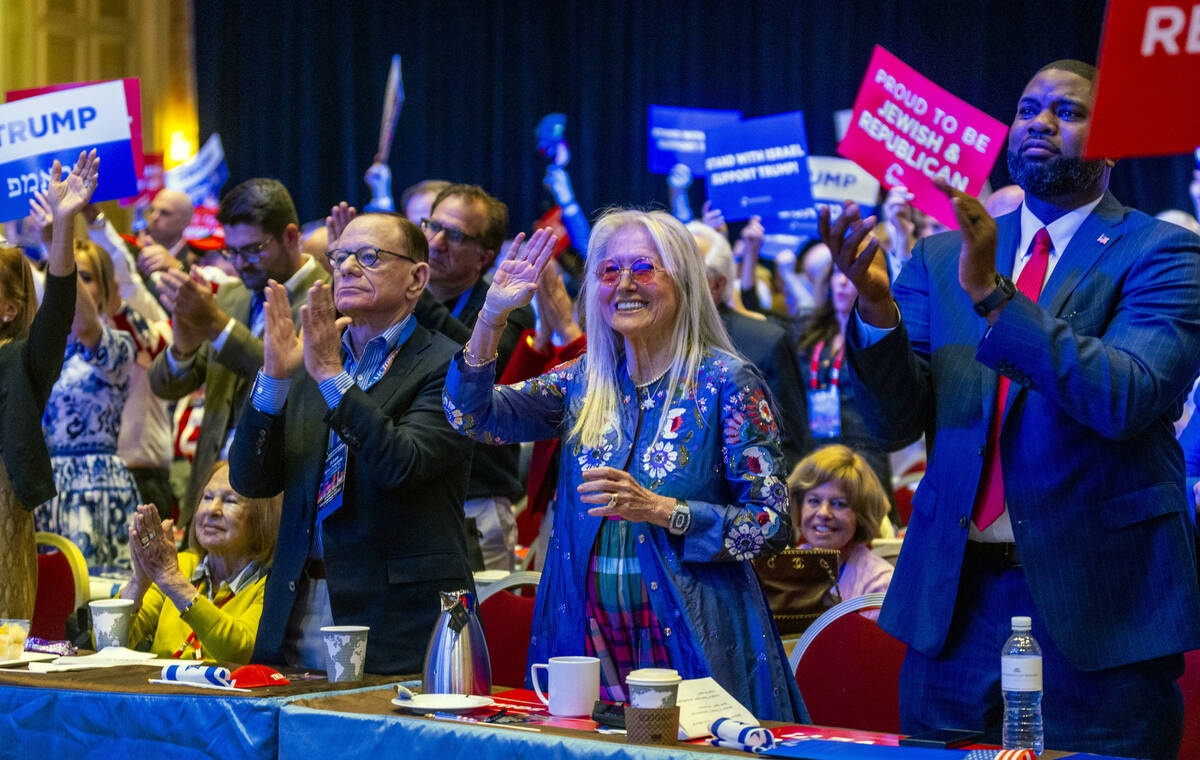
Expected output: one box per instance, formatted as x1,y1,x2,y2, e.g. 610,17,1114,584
1001,615,1044,754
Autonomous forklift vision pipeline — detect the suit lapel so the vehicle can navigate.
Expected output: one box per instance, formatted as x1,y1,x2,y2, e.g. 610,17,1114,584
1042,192,1124,317
369,324,433,411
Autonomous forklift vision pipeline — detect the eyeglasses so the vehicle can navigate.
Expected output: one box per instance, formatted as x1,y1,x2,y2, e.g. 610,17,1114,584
595,257,665,286
420,218,480,246
325,246,416,269
219,238,273,263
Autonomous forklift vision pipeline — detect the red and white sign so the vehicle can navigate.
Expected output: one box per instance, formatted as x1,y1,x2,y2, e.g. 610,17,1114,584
837,46,1007,227
1085,0,1200,159
6,78,144,178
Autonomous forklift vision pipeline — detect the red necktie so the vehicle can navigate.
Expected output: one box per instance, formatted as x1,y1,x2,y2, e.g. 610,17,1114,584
972,228,1052,530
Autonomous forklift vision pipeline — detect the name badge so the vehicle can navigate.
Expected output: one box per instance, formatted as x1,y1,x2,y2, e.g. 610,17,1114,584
807,386,842,439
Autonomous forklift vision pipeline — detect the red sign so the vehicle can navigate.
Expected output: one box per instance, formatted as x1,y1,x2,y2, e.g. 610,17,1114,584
6,78,144,178
837,46,1007,227
1085,0,1200,159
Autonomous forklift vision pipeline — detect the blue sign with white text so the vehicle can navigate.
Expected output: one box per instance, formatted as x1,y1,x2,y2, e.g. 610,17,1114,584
761,155,880,239
0,80,136,222
647,105,742,176
703,112,813,223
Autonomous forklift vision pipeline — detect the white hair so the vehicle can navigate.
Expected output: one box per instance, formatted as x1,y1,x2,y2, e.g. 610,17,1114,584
687,221,736,307
574,209,736,449
1156,209,1200,236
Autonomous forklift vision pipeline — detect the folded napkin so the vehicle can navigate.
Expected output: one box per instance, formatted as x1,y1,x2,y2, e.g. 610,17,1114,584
709,717,775,752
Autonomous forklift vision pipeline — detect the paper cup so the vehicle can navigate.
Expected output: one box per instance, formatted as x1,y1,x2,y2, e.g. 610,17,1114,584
89,599,135,649
0,619,29,659
321,625,369,682
625,667,682,708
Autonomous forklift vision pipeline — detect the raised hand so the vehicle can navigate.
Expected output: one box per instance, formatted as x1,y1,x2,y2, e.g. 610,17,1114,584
818,202,893,326
27,191,52,244
325,202,357,248
43,150,99,221
484,228,558,318
262,279,303,379
300,281,349,383
535,258,582,347
702,201,727,237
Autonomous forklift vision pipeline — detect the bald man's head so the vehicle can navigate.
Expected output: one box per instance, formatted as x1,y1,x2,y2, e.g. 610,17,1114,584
147,189,194,248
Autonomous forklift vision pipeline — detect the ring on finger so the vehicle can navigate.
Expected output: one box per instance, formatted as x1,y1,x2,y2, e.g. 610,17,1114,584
139,537,150,548
147,531,156,540
606,493,618,510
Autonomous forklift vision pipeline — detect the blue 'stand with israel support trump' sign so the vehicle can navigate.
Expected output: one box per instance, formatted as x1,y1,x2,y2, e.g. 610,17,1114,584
647,105,742,176
762,155,881,240
703,112,814,223
0,80,137,222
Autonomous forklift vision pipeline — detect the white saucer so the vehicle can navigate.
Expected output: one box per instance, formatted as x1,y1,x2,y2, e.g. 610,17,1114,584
391,694,495,712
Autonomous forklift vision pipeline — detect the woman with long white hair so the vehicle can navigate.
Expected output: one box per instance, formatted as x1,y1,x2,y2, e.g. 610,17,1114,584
443,209,805,721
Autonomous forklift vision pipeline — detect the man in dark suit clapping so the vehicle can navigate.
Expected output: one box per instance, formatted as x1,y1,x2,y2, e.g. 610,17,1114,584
229,212,474,675
821,60,1200,759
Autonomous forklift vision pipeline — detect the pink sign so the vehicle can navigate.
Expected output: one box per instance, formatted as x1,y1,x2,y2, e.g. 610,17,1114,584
7,78,144,179
838,46,1007,227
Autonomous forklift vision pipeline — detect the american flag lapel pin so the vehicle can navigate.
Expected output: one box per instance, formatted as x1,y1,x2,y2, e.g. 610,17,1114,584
1097,233,1110,245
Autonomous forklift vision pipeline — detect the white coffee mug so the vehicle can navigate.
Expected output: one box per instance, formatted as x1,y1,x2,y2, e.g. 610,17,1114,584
530,655,600,717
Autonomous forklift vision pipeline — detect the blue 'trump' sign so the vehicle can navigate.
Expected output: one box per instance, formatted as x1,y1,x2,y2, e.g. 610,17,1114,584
0,80,137,222
703,111,813,223
647,105,742,176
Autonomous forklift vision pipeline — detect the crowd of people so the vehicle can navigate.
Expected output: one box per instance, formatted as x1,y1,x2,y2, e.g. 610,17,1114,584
1,57,1200,758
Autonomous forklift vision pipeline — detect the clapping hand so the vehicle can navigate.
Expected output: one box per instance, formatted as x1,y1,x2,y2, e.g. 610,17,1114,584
325,202,357,249
932,178,998,303
129,502,178,585
818,201,892,325
262,279,303,379
300,281,350,383
484,228,559,319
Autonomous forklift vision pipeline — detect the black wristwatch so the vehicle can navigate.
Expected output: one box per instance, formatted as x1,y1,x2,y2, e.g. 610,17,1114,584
973,273,1016,317
667,500,692,536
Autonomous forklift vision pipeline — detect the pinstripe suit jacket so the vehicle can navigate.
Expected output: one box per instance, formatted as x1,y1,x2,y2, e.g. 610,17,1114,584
847,192,1200,670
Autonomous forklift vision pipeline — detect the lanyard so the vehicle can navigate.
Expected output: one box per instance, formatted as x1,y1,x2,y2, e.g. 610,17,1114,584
450,289,474,320
173,585,235,660
809,340,844,390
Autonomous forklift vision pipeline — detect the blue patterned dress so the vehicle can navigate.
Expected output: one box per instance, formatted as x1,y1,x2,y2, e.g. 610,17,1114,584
444,349,808,722
36,325,140,568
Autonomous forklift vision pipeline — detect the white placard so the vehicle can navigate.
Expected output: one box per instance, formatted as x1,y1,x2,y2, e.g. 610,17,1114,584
675,676,758,740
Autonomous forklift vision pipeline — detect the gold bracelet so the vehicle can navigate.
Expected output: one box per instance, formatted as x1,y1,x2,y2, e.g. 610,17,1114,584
476,309,507,330
463,346,498,368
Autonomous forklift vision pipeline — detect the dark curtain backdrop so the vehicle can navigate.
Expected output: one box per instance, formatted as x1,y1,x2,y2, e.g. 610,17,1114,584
194,0,1195,234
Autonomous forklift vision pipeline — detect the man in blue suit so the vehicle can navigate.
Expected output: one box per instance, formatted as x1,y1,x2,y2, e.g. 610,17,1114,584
821,60,1200,759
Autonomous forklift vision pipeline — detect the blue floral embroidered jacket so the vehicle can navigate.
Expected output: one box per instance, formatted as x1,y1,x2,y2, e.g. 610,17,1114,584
443,348,807,722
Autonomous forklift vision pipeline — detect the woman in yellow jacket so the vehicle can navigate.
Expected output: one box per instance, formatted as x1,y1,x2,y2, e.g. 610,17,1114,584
118,462,282,663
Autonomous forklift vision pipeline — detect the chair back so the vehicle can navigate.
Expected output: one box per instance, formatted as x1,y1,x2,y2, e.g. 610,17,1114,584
478,572,542,689
31,533,90,640
1179,649,1200,759
789,593,906,733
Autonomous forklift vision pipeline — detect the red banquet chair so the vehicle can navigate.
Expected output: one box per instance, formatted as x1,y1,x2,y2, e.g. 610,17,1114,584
1179,649,1200,759
478,571,541,689
789,593,906,734
31,533,89,640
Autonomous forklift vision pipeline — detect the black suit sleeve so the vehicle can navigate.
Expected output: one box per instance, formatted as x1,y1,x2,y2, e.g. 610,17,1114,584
24,272,75,406
228,403,287,499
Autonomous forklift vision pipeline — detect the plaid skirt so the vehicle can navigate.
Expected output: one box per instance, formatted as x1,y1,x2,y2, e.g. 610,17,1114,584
584,518,672,701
